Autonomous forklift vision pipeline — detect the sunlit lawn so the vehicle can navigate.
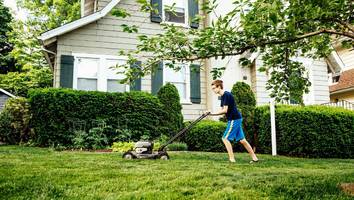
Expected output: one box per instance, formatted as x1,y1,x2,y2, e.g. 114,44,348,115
0,146,353,199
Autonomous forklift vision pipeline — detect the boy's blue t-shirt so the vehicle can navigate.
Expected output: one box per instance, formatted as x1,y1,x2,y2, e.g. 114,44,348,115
220,91,242,120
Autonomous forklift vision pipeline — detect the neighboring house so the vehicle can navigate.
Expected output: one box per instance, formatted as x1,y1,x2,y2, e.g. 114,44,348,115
329,68,354,103
206,1,330,114
327,42,354,104
39,0,206,120
0,89,15,112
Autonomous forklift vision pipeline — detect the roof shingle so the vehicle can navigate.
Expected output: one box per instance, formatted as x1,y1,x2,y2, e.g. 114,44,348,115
329,68,354,93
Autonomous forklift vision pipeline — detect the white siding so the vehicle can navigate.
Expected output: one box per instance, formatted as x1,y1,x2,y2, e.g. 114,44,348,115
337,48,354,70
56,0,206,121
253,57,330,105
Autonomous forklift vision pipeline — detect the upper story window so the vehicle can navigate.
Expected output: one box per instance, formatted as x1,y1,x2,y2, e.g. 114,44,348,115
332,75,340,84
163,0,188,26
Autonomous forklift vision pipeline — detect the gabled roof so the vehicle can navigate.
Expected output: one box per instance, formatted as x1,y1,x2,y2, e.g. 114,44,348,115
330,68,354,93
0,89,16,98
39,0,121,42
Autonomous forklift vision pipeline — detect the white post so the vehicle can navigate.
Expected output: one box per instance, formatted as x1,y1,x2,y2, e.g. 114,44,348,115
270,100,277,156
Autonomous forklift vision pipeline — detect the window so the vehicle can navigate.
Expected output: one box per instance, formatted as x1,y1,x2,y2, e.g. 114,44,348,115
106,59,128,93
332,75,340,83
73,54,129,92
76,57,99,91
163,0,188,26
163,62,191,103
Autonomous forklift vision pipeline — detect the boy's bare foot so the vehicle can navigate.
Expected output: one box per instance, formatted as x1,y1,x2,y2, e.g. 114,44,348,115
229,159,236,163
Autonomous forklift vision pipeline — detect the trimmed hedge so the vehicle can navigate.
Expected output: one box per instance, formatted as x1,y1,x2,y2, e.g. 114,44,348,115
255,105,354,158
28,88,168,147
184,120,227,152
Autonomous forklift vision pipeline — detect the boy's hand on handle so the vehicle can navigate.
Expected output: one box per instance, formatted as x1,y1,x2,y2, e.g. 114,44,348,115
204,110,212,115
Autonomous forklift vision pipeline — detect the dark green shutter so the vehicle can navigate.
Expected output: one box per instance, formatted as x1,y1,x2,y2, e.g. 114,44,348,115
130,61,142,91
190,64,201,103
188,0,199,29
151,0,162,23
151,61,163,95
60,55,74,88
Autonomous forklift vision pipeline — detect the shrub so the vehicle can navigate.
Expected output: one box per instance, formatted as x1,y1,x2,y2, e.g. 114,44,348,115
231,82,257,148
167,142,188,151
28,88,168,147
157,83,183,137
0,68,52,97
111,141,162,152
112,142,134,152
72,127,108,150
0,97,33,144
184,120,227,152
0,111,12,143
254,105,354,158
231,82,256,107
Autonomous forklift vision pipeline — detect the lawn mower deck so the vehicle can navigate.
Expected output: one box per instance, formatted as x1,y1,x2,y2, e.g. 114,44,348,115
122,112,210,160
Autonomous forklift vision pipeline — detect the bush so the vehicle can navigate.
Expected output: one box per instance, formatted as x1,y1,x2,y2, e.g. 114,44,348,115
184,120,227,152
254,105,354,158
28,88,169,147
72,127,108,150
0,111,12,143
0,68,52,97
111,141,162,152
112,142,134,152
0,97,33,144
231,82,256,107
231,82,257,148
167,142,188,151
157,83,183,137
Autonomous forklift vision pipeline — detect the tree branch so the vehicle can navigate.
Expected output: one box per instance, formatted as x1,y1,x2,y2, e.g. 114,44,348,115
172,29,354,62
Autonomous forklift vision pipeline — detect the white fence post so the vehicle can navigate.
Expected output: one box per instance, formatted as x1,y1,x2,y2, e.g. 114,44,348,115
270,100,277,156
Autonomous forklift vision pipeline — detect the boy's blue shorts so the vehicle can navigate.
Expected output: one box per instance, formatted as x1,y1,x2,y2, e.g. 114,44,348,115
222,118,245,142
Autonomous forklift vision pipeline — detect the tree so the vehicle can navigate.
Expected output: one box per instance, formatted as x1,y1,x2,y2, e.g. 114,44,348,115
17,0,81,31
114,0,353,104
0,0,81,96
0,0,16,73
11,0,81,69
0,68,53,97
8,20,48,70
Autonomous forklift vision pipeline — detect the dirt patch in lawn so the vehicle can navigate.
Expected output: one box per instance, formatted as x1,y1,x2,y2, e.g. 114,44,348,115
339,183,354,196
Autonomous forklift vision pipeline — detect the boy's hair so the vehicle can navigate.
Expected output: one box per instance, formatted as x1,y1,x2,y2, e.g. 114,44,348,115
211,80,223,89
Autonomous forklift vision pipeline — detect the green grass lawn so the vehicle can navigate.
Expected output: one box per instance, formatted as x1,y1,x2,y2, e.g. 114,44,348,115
0,146,353,200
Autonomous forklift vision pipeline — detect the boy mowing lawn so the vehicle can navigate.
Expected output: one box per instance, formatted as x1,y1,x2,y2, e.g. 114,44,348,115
208,80,258,163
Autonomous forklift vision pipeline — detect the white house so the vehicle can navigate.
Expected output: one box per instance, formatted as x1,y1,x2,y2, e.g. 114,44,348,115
39,0,337,120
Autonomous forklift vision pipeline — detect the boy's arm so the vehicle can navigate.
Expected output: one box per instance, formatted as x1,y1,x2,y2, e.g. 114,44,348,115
210,106,228,116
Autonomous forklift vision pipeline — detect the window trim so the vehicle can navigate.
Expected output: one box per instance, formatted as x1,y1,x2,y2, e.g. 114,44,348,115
162,61,192,104
72,53,130,92
161,0,189,28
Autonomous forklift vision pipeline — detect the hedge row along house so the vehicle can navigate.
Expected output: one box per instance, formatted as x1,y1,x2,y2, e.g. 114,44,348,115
39,0,353,120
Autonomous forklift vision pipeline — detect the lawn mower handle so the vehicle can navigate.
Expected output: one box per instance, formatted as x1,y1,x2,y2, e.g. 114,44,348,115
158,112,210,151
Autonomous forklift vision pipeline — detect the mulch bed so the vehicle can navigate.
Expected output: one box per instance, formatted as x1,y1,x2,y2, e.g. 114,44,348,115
339,183,354,196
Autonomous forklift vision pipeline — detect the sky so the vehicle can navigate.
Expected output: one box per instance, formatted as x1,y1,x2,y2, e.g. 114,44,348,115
3,0,27,21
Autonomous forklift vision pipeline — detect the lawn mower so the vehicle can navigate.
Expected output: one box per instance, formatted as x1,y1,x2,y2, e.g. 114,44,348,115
122,112,210,160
